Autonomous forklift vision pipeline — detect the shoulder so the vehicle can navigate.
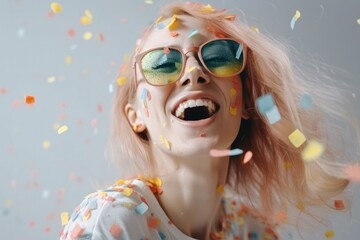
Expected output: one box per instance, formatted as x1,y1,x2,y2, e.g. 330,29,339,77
60,179,161,240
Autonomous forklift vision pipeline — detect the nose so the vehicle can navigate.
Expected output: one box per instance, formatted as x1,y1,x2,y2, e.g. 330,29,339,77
177,54,211,87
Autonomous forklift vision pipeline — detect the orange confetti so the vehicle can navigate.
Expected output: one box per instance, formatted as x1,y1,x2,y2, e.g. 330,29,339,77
334,200,345,210
243,151,253,164
324,230,335,238
109,224,122,237
216,184,224,193
25,95,35,105
97,33,105,42
170,31,179,37
224,15,236,21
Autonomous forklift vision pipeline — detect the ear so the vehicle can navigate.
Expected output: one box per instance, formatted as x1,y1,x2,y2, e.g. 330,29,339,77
242,106,250,120
125,103,146,132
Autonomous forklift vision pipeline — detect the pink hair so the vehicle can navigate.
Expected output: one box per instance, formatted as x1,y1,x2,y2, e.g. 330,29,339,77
107,2,359,221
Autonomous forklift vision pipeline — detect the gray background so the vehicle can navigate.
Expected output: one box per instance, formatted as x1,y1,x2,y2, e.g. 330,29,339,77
0,0,359,239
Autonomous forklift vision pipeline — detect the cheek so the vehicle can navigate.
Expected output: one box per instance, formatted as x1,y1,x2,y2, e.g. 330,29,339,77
140,88,152,118
229,78,242,116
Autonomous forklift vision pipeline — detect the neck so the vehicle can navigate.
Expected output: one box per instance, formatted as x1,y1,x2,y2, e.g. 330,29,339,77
152,149,229,240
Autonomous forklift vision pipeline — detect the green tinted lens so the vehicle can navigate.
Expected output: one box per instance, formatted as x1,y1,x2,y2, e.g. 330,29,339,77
201,39,244,77
141,48,183,85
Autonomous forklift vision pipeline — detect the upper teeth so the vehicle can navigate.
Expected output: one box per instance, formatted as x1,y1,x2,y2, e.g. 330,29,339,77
175,98,216,118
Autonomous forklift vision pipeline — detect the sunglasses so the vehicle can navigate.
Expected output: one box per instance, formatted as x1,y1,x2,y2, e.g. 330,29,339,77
134,38,247,86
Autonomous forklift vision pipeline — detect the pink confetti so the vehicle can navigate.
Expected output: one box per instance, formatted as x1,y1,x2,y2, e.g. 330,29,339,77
109,224,122,237
243,151,253,164
210,148,243,157
67,28,76,37
343,164,360,182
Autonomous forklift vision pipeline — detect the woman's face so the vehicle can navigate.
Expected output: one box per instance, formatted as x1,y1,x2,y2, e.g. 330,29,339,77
131,15,245,158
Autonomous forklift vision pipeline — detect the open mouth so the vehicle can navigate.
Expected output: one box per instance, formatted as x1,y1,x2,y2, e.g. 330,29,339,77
172,98,220,121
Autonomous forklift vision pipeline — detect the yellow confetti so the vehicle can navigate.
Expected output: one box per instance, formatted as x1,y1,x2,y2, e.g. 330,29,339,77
230,88,237,96
301,139,324,161
198,4,215,13
57,125,68,134
123,187,133,197
288,129,306,148
82,209,91,221
83,32,93,40
291,10,301,30
165,15,181,30
216,184,224,193
85,9,92,19
186,66,196,73
283,160,292,169
357,18,360,25
144,0,153,4
296,202,305,211
325,230,335,238
80,15,92,25
116,76,127,85
153,16,164,25
251,26,260,33
295,10,301,19
123,202,132,208
98,192,107,199
42,140,51,149
50,2,62,14
160,135,171,150
4,199,12,207
229,106,237,116
47,76,56,83
65,55,72,65
60,212,69,226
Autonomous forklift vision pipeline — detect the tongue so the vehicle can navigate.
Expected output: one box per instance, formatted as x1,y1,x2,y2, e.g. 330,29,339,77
184,106,210,121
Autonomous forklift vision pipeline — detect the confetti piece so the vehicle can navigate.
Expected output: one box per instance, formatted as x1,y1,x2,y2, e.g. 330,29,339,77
290,10,301,30
17,28,25,38
123,187,133,197
210,148,243,157
186,66,196,73
243,151,253,164
265,105,281,124
60,212,69,226
160,135,171,150
116,76,127,86
343,164,360,182
47,76,56,83
57,125,68,134
82,208,91,220
71,223,84,238
283,160,292,169
80,16,91,25
97,33,105,42
50,2,62,14
299,93,313,110
224,15,236,21
65,55,72,64
163,47,170,54
25,95,35,105
170,31,179,37
288,129,306,148
42,190,50,199
229,106,237,116
135,202,149,215
198,4,215,13
324,230,335,238
296,202,305,211
357,18,360,25
230,88,237,96
301,140,324,161
67,28,76,37
251,26,260,33
235,45,243,60
148,217,159,228
144,0,153,4
334,200,345,210
188,29,199,38
255,94,275,115
83,32,93,40
216,184,224,193
109,224,122,237
166,15,180,30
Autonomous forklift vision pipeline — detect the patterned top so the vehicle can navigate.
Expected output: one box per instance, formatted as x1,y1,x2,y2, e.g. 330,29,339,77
60,178,280,240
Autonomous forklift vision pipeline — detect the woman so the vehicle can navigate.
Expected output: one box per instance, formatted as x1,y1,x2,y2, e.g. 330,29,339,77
60,2,357,239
